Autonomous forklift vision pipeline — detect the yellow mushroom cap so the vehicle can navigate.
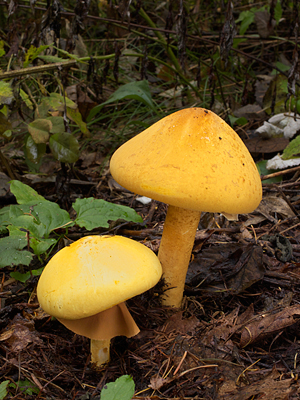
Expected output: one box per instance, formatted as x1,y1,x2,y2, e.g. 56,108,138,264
110,108,262,214
37,235,162,320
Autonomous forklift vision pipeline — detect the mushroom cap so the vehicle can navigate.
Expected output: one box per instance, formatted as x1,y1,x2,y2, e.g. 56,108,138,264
110,108,262,214
37,235,162,320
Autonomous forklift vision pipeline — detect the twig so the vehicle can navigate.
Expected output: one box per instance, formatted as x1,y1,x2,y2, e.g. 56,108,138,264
0,60,77,79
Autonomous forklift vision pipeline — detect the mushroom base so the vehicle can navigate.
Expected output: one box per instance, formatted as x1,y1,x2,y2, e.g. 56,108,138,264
158,205,201,308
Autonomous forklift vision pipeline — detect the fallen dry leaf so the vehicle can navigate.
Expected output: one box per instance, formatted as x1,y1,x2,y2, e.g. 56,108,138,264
240,305,300,348
0,314,42,352
220,367,299,399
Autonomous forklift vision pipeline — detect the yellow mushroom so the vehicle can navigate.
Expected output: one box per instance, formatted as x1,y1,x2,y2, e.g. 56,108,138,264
37,235,162,366
110,108,262,308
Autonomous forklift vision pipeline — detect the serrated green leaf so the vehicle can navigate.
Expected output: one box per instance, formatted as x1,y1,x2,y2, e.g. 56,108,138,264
0,380,9,400
49,132,79,163
0,81,13,106
88,80,156,121
100,375,135,400
28,119,52,143
282,135,300,160
10,180,46,204
8,204,46,238
0,227,33,268
73,197,143,230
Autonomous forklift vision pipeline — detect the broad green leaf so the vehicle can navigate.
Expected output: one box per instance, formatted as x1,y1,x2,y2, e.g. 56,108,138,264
30,236,57,255
0,380,9,400
47,93,77,111
8,205,46,238
0,81,13,106
73,197,143,230
100,375,135,400
256,160,282,184
10,180,45,204
0,113,12,135
67,107,90,137
10,267,44,283
88,80,156,121
49,132,80,163
9,201,73,237
0,206,10,233
24,134,46,165
46,116,65,133
282,135,300,160
0,227,33,268
28,119,52,143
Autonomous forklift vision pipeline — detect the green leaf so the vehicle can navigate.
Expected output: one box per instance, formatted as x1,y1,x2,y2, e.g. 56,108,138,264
20,89,34,109
0,81,13,106
236,10,255,35
24,134,46,165
228,115,248,126
67,107,90,137
274,1,282,23
8,205,46,238
88,80,156,121
0,227,33,268
49,132,80,163
46,116,65,133
9,201,73,237
47,93,77,111
23,44,51,68
30,236,57,255
100,375,135,400
28,119,52,143
73,198,143,230
282,135,300,160
10,180,45,204
10,267,44,283
38,55,66,63
256,160,282,184
9,379,40,395
0,380,9,400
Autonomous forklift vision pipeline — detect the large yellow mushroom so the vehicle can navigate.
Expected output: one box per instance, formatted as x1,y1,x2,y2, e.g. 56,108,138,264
110,108,262,308
37,235,162,366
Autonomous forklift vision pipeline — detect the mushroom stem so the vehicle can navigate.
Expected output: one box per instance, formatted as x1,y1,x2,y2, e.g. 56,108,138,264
158,205,201,308
91,338,111,366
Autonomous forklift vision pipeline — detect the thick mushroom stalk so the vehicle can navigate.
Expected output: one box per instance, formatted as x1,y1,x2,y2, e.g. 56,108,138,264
158,206,201,308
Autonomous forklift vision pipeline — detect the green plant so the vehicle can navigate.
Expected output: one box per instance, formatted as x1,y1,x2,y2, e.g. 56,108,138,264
0,180,143,272
100,375,135,400
0,379,39,399
25,92,89,171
